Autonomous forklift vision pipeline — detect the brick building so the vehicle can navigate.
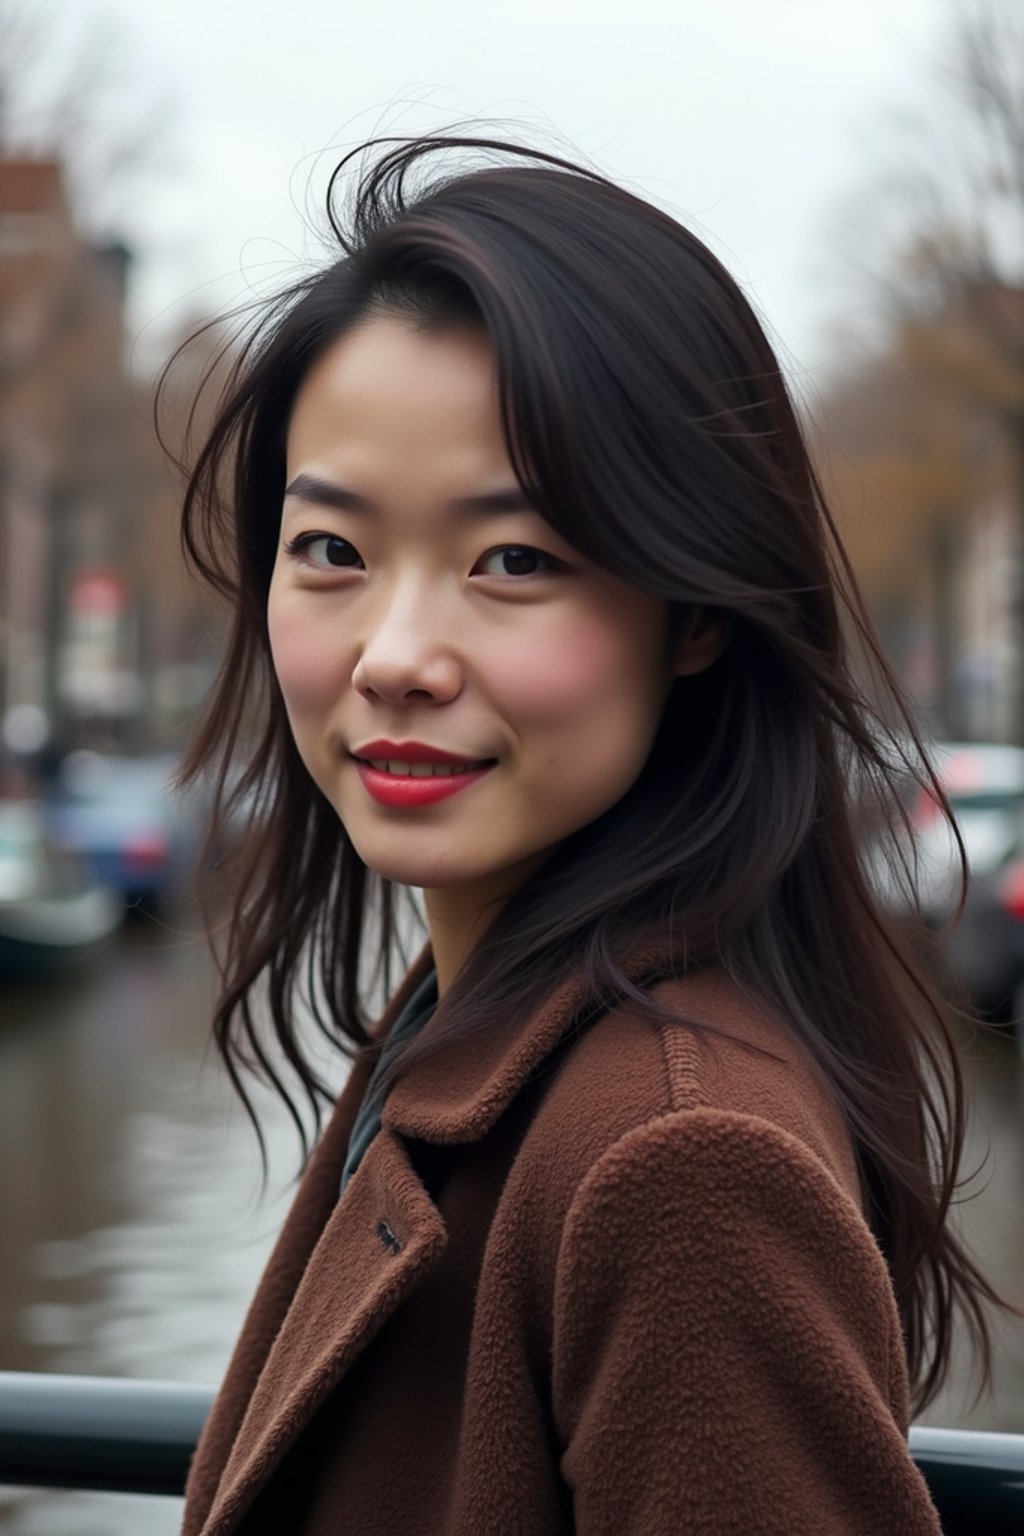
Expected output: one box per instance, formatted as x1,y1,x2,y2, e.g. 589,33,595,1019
0,155,221,761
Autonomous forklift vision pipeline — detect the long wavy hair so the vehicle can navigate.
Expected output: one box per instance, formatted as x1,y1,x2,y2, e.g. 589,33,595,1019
159,130,1008,1414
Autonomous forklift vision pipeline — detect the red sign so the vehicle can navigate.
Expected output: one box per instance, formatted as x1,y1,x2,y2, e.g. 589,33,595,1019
69,569,127,616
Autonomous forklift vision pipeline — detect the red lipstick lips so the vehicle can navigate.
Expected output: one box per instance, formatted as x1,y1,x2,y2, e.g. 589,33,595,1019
350,740,498,808
352,739,490,765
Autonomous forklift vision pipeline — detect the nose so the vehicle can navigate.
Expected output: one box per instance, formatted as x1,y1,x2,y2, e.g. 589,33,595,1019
351,584,463,705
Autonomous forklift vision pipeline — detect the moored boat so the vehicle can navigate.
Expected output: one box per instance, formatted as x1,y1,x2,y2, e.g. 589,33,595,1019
0,799,122,983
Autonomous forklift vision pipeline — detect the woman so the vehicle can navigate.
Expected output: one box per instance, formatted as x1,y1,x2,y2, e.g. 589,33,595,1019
165,132,1001,1535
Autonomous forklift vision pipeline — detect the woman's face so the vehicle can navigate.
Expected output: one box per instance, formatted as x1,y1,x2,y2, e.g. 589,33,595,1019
269,315,719,915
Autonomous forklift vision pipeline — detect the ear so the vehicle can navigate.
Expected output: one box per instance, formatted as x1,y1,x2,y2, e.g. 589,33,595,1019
671,607,729,678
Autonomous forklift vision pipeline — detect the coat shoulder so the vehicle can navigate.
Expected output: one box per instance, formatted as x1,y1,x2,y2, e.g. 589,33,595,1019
521,963,863,1216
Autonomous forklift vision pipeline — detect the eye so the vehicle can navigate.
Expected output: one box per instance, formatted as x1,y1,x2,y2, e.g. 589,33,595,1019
281,535,562,580
283,532,362,570
476,545,561,579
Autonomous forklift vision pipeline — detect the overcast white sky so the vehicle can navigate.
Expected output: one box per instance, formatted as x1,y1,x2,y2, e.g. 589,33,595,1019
38,0,956,382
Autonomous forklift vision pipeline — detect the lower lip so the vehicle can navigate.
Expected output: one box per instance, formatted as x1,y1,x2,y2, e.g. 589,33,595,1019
353,759,496,807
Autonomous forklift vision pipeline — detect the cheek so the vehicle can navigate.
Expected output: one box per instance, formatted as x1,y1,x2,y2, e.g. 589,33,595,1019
485,608,658,733
267,594,346,713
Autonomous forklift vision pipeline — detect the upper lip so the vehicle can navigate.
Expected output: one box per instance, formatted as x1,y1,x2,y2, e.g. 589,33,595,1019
351,739,494,765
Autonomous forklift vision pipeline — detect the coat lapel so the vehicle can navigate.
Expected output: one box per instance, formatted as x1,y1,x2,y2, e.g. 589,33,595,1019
198,1126,446,1535
186,943,438,1536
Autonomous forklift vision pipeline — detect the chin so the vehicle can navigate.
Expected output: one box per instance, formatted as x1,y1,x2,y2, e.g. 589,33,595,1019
346,845,482,889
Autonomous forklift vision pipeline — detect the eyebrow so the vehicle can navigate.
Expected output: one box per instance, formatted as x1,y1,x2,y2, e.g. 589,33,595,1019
283,472,536,517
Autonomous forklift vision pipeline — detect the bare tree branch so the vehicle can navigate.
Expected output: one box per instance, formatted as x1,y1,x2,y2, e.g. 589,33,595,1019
0,0,50,147
0,0,179,237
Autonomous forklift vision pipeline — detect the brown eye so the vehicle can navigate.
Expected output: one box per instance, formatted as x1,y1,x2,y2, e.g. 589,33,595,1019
284,533,362,569
478,546,558,578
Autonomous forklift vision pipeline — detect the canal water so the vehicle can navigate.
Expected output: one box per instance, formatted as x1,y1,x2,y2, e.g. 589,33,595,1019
0,907,421,1536
1,915,1022,1533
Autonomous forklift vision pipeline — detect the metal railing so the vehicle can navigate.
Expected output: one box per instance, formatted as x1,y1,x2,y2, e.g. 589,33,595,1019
1,1372,1023,1531
0,1372,209,1496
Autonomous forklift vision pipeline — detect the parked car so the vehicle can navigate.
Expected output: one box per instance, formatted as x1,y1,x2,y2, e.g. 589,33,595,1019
906,741,1024,927
41,752,201,918
861,740,1024,1051
866,741,1024,926
944,798,1024,1044
0,799,122,982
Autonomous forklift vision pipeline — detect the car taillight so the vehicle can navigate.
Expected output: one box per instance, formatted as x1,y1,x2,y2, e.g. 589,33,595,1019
910,786,943,830
997,862,1024,921
123,833,169,871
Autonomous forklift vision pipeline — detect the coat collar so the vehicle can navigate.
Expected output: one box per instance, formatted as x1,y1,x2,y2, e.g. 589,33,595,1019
384,931,682,1145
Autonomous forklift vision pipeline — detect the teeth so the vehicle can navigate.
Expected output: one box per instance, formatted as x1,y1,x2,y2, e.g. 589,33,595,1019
367,759,487,776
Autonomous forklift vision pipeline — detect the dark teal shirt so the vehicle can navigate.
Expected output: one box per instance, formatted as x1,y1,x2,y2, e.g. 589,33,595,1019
339,965,439,1198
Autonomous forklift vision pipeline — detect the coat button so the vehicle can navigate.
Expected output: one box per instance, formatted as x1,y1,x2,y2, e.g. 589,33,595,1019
376,1219,402,1254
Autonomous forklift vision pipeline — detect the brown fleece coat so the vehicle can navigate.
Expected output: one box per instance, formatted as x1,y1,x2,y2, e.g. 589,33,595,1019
181,938,942,1535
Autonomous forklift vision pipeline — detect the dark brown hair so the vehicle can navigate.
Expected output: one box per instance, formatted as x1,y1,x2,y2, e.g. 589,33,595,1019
159,131,1008,1414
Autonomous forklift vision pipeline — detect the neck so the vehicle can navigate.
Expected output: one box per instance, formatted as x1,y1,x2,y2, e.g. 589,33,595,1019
422,851,551,996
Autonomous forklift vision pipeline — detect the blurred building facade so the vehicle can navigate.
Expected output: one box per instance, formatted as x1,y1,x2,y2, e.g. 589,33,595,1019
953,491,1021,743
0,154,222,767
0,158,75,752
816,281,1024,745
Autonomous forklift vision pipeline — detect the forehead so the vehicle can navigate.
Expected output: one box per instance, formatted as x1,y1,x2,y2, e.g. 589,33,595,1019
286,316,510,481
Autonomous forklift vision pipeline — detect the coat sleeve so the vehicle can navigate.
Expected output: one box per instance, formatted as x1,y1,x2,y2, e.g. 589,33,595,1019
551,1106,943,1536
